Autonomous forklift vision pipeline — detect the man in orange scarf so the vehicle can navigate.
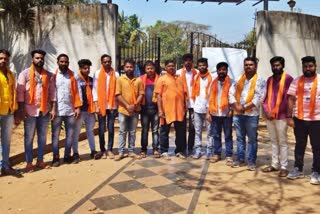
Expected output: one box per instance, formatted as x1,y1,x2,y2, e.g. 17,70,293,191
92,54,119,159
155,60,187,160
287,56,320,185
176,53,198,155
72,59,97,163
191,58,213,159
0,49,19,177
51,54,82,167
206,62,233,165
17,49,56,172
139,61,160,158
262,56,293,177
229,57,266,170
115,59,144,161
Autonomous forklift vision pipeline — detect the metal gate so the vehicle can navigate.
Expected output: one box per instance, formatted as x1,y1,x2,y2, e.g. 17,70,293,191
117,37,161,75
188,32,251,60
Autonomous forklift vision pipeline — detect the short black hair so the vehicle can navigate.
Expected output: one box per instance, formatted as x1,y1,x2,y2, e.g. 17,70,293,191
165,59,175,66
101,54,111,62
270,56,285,67
144,60,155,67
197,58,208,65
244,57,258,65
31,49,46,58
182,53,193,61
216,62,229,70
123,58,135,66
57,53,69,61
0,49,11,57
78,59,92,68
301,56,316,64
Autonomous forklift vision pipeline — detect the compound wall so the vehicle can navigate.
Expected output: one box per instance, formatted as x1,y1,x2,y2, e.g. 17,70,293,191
256,11,320,79
0,3,117,75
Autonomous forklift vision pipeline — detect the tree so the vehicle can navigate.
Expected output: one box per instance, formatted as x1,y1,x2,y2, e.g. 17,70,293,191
146,20,211,63
235,29,256,57
117,12,146,47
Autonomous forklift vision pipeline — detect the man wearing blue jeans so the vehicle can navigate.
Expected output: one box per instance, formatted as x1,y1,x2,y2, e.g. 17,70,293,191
51,54,82,167
140,61,160,158
115,59,144,161
92,54,119,159
73,59,97,163
206,62,233,165
229,57,266,170
17,49,56,172
0,49,19,176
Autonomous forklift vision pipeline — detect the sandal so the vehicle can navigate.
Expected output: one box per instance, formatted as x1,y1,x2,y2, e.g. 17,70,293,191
153,150,160,158
262,165,279,173
140,152,147,159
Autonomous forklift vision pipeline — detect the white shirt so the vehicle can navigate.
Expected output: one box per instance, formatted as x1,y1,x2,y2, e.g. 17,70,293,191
229,73,266,116
176,68,199,108
208,76,234,117
92,69,119,109
193,74,213,114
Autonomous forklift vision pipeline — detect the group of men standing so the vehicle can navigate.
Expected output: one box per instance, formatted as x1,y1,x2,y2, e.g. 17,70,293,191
0,48,319,185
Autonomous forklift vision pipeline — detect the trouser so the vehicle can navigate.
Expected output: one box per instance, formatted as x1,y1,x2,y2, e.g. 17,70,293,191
140,110,159,152
159,120,186,154
73,111,96,154
266,119,288,169
293,117,320,173
233,115,259,164
52,115,76,158
186,108,195,153
0,114,14,169
98,109,117,152
211,115,233,157
194,112,213,155
118,112,139,153
24,113,50,163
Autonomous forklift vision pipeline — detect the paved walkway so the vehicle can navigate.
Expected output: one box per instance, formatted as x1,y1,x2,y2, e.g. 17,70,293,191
1,128,319,214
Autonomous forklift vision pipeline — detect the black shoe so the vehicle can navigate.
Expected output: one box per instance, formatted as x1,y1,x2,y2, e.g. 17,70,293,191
72,153,80,164
90,151,98,159
1,167,22,177
63,155,73,164
52,155,60,167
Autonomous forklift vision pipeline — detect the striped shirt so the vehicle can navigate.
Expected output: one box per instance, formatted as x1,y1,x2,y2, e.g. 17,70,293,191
287,74,320,121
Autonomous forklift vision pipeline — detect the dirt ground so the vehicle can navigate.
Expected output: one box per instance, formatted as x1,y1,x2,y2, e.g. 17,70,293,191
1,121,319,214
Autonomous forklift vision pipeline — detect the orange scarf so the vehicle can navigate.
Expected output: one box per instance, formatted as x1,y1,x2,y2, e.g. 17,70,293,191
78,73,95,113
209,75,231,114
29,64,49,112
180,67,197,100
191,71,212,101
235,73,257,113
141,74,159,105
297,74,318,119
97,67,116,116
129,76,138,105
267,71,286,118
54,68,82,108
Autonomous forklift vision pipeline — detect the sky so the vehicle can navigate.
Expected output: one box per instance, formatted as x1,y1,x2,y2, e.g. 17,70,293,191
106,0,320,43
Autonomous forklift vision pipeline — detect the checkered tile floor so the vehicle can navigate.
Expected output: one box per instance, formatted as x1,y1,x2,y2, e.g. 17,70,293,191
67,157,208,213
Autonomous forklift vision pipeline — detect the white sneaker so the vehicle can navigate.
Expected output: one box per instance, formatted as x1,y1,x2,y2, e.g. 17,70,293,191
161,152,171,160
310,172,320,185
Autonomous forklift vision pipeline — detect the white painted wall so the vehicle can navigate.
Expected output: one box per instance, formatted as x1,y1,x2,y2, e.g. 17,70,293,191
256,11,320,79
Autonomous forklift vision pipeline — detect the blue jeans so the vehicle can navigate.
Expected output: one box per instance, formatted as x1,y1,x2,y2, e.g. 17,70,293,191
0,114,14,169
233,115,259,164
52,115,76,158
73,111,96,154
118,112,139,153
194,112,213,155
24,113,50,163
211,115,233,157
140,110,159,152
98,109,117,152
